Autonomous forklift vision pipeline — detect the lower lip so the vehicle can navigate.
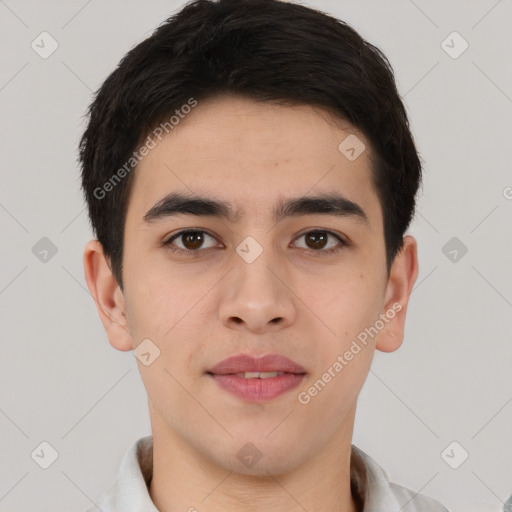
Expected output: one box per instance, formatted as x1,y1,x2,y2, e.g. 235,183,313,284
209,373,306,403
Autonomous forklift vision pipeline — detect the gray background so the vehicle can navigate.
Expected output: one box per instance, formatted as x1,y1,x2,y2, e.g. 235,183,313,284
0,0,511,511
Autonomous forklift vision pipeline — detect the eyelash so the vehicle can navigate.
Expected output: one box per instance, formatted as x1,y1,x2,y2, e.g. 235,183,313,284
161,229,349,257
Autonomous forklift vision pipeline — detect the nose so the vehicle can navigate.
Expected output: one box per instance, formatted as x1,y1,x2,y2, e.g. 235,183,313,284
218,247,296,334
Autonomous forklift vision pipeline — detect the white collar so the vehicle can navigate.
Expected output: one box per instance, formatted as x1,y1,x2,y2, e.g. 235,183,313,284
87,436,447,512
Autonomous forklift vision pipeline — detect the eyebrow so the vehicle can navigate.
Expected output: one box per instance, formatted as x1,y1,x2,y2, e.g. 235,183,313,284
142,191,369,226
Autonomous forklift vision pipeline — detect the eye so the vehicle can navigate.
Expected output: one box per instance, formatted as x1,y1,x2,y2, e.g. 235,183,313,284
161,228,348,256
292,229,347,255
162,229,220,255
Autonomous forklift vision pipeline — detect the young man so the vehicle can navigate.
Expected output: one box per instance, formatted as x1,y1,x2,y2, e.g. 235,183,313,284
80,0,448,510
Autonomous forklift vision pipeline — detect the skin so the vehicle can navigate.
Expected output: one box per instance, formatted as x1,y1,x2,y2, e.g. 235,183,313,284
84,94,418,512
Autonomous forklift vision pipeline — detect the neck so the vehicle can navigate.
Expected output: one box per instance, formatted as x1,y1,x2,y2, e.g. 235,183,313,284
148,407,360,512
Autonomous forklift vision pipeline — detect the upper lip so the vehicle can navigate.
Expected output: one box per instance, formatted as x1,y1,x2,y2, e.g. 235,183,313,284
208,354,307,375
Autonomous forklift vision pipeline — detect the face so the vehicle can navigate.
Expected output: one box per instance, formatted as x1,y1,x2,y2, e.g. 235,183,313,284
85,94,417,475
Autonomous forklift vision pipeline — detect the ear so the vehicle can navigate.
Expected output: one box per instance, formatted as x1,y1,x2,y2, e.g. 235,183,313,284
83,239,134,352
376,235,419,353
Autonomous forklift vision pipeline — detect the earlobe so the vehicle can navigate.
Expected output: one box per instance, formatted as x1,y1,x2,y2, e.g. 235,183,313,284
83,239,133,352
376,235,419,353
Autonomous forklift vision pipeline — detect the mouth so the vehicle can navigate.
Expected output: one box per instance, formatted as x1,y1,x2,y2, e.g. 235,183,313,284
231,371,288,379
207,372,306,403
206,353,307,402
207,353,307,375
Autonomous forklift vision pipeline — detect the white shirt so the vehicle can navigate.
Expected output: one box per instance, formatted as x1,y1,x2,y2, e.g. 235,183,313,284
85,436,448,512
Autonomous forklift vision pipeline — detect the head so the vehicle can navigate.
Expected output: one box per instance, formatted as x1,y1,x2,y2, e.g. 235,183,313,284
81,0,419,475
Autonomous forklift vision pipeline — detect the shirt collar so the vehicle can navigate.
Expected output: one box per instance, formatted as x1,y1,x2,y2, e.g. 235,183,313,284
90,436,438,512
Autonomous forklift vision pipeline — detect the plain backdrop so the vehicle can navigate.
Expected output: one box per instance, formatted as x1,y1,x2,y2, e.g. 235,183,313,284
0,1,511,511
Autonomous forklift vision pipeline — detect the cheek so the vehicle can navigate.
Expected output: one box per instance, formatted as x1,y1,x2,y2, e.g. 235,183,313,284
300,282,378,408
311,271,385,383
123,258,198,337
123,268,213,382
319,270,384,325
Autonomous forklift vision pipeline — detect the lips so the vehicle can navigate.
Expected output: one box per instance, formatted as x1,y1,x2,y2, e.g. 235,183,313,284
207,353,307,376
207,353,307,402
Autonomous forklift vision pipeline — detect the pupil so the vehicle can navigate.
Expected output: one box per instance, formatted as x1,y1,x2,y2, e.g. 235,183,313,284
184,232,203,250
307,231,326,250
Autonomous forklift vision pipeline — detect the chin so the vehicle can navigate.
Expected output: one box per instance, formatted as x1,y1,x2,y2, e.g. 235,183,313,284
215,437,305,477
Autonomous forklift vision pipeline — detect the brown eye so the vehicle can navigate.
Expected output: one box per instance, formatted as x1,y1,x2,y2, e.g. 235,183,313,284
180,231,205,250
162,228,347,257
305,231,328,250
163,230,218,254
293,230,346,254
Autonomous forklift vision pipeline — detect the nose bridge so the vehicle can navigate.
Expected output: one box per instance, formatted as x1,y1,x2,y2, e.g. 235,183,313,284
219,234,295,332
235,238,279,294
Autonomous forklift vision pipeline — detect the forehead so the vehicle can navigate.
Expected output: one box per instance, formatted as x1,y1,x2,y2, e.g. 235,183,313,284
126,95,382,228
